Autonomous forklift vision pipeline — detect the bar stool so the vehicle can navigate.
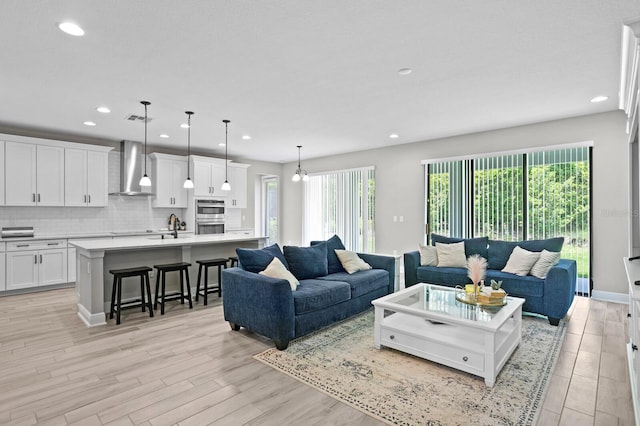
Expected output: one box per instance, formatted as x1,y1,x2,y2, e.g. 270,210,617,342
109,266,154,325
195,258,228,305
228,256,238,267
153,262,193,315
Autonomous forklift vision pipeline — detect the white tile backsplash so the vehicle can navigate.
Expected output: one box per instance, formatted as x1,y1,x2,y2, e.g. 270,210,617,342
0,151,187,236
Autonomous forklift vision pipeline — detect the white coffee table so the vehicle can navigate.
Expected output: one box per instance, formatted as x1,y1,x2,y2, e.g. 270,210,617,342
372,283,524,387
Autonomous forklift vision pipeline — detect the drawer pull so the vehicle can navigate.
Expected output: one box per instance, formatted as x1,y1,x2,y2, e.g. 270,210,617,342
633,344,638,352
47,243,59,246
17,244,29,248
463,356,468,362
389,335,395,340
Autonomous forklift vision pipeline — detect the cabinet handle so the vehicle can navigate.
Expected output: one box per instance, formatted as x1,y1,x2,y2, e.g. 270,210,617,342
629,313,632,318
47,243,58,246
32,193,36,202
463,356,469,362
88,194,91,203
389,335,395,340
633,344,638,352
34,255,38,264
37,193,41,202
39,254,42,263
84,195,87,203
17,244,29,248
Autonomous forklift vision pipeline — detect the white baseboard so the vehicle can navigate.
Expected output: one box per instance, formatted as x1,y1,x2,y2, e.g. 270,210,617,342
77,303,106,327
590,290,628,304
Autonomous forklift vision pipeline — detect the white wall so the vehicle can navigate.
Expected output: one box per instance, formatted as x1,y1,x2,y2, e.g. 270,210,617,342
281,111,630,296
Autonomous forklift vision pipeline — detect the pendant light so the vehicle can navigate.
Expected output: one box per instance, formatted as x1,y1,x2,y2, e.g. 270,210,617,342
292,145,309,182
221,119,231,191
183,111,194,189
139,100,152,187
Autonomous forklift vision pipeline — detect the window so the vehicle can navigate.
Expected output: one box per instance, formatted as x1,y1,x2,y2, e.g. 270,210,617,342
260,175,278,245
426,145,591,295
303,167,375,252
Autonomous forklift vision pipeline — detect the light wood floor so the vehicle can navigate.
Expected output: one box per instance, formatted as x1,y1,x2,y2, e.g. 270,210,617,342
0,288,634,425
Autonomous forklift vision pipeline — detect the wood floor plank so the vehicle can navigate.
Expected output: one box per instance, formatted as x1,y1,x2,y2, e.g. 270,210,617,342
0,288,633,426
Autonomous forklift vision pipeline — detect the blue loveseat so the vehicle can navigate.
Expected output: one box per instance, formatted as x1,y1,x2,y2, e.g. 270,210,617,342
404,235,577,325
222,236,396,349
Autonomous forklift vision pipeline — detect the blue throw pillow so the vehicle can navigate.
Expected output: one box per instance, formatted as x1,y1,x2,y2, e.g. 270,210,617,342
310,234,346,274
431,234,489,260
236,243,289,273
283,244,329,280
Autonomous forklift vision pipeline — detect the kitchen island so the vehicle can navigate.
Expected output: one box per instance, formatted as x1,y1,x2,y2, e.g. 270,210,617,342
69,234,266,327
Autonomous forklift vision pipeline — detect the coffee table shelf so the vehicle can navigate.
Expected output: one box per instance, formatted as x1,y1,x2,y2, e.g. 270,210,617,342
372,283,524,387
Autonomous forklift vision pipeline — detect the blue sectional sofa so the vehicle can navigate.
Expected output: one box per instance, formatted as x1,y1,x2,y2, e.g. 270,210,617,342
404,235,577,325
222,236,396,350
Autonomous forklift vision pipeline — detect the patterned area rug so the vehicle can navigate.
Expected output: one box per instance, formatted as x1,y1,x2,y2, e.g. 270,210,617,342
254,310,565,426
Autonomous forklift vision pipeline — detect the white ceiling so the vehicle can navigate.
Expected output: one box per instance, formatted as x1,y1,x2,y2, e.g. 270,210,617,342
1,1,639,163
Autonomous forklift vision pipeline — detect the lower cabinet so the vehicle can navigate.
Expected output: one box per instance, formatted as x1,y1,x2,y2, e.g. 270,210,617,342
68,247,76,283
0,243,5,291
6,240,68,290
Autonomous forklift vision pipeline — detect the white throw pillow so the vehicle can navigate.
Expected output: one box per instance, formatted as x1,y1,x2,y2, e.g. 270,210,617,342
435,241,467,268
530,249,561,279
502,246,541,276
334,250,372,274
259,257,299,291
418,244,438,266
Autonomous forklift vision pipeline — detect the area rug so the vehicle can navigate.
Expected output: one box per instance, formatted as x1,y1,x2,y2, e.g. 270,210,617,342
254,310,565,426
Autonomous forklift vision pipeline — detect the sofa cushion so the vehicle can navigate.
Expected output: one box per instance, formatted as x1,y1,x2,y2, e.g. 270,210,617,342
418,244,438,266
530,250,561,279
431,234,489,259
317,269,388,298
259,257,299,291
236,243,289,273
416,265,469,286
334,249,372,274
436,241,467,267
485,270,544,298
502,246,540,276
311,234,346,274
293,279,351,315
284,244,328,280
488,237,564,270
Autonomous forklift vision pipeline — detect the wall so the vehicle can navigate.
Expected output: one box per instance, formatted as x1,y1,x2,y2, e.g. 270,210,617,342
281,111,630,297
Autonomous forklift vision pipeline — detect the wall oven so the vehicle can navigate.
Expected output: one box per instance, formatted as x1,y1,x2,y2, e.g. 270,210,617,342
195,199,225,235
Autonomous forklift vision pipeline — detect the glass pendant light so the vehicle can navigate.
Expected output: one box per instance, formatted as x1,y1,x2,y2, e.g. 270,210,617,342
292,145,309,182
221,119,231,191
139,100,152,187
183,111,194,189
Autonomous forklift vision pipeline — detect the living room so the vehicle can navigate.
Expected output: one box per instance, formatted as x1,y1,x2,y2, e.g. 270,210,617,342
1,1,640,425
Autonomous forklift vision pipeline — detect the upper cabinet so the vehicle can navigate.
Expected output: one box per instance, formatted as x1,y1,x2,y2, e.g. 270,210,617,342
227,163,250,209
2,134,112,208
150,153,188,208
191,156,228,198
5,142,64,206
65,148,109,207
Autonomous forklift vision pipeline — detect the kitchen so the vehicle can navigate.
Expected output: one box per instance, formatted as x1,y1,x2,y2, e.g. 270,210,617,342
0,132,267,310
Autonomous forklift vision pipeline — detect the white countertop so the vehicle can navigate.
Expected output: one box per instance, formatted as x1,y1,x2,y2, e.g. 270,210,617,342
69,233,266,252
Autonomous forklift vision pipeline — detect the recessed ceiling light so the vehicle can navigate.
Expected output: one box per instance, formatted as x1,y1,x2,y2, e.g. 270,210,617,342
590,95,608,103
83,121,96,126
389,133,399,139
96,106,110,113
159,134,169,138
58,22,85,36
242,135,251,140
398,68,412,75
218,143,226,147
180,123,189,129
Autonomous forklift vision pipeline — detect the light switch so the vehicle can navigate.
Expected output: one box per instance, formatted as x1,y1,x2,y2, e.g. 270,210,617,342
399,216,404,222
393,216,398,222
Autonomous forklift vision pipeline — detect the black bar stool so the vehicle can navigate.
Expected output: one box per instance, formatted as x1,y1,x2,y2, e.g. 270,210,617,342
228,256,238,267
195,258,228,305
109,266,154,325
153,262,193,315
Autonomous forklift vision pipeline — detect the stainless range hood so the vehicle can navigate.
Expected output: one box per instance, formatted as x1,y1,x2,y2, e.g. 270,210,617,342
109,140,154,196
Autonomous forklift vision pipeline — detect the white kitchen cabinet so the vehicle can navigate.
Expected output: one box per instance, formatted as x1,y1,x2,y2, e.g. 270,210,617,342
226,163,250,208
5,142,65,206
0,141,5,206
65,148,109,207
68,247,76,283
0,243,5,291
192,156,227,197
6,240,68,290
150,153,188,208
